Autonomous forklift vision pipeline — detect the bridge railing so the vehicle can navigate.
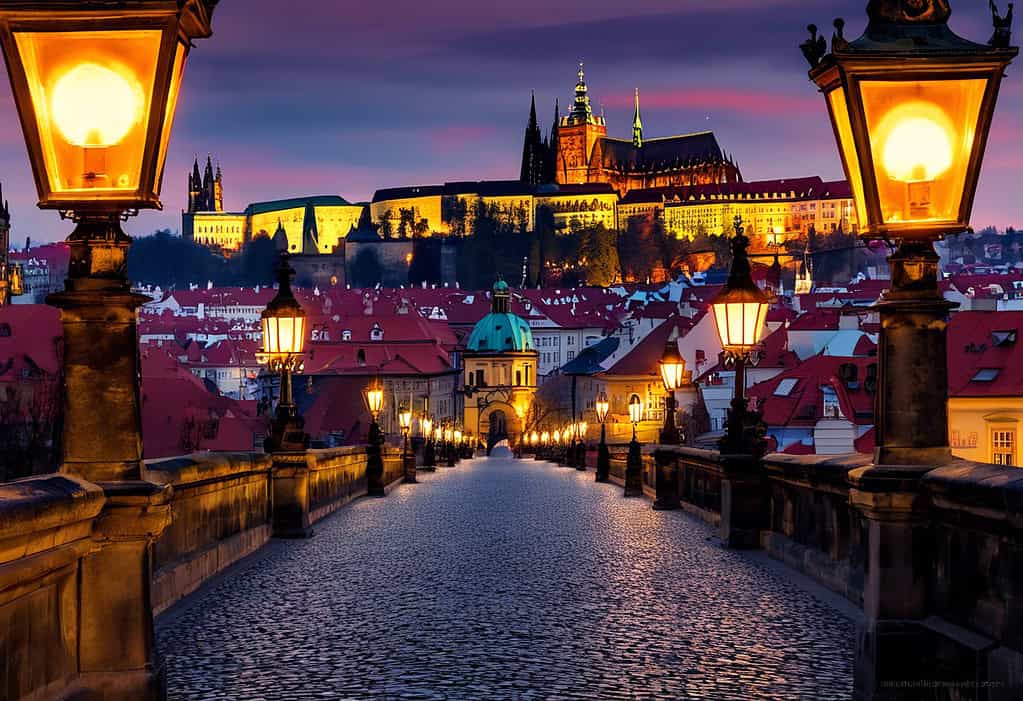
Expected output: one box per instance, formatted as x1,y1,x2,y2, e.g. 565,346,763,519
622,445,1023,695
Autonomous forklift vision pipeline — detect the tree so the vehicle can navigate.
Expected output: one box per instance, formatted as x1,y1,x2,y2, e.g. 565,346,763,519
378,210,394,239
577,225,620,286
350,248,384,288
0,372,62,482
128,230,226,288
229,234,278,287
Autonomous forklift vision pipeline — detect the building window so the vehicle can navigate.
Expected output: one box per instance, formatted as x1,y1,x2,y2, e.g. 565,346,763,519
992,429,1016,466
476,369,485,387
516,370,522,386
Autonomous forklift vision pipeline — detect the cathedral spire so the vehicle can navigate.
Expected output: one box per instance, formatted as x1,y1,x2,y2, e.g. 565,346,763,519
632,88,644,148
568,62,594,125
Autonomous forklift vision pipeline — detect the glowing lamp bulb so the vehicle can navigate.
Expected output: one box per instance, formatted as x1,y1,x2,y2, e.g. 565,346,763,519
51,63,143,147
878,103,954,183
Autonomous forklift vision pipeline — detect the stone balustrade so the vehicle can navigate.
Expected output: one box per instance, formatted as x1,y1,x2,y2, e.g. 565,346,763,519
633,446,1023,698
0,445,404,700
0,475,107,699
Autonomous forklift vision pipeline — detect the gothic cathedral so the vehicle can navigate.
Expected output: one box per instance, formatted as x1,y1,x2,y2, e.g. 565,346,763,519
521,65,743,196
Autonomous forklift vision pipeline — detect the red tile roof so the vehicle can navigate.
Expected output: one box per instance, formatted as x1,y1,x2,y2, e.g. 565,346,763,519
947,311,1023,397
748,354,877,427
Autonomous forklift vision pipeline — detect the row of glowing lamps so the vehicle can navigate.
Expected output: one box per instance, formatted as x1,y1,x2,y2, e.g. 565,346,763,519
365,378,473,445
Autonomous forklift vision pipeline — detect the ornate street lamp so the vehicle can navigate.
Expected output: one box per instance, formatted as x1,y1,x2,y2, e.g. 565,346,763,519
595,391,611,482
363,376,386,496
658,337,688,445
0,3,217,698
398,402,415,484
0,0,216,483
804,0,1017,465
422,415,436,471
259,255,308,453
624,394,644,497
712,216,770,456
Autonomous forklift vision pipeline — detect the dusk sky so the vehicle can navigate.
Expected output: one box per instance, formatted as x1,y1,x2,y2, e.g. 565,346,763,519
3,0,1021,244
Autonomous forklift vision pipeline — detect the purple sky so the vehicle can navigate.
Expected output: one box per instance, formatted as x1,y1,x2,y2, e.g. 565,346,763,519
3,0,1021,245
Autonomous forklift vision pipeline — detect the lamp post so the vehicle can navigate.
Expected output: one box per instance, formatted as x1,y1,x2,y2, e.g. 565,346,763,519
444,424,455,467
398,402,415,484
803,4,1016,695
595,392,611,482
422,415,436,471
259,255,308,453
805,0,1016,466
712,216,770,457
575,420,588,471
0,2,216,698
624,394,644,497
658,337,687,445
364,377,386,496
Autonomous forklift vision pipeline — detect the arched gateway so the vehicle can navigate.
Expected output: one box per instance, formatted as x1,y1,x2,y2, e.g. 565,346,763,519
462,278,539,452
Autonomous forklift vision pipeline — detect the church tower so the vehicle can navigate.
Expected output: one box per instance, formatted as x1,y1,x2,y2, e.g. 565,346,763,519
556,64,606,185
187,156,224,213
632,89,644,148
187,158,202,213
0,184,9,306
519,93,546,187
213,162,224,212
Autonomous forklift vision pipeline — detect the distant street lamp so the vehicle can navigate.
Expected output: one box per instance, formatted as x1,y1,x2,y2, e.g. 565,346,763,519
259,255,308,453
398,402,415,484
625,394,644,497
575,420,589,471
422,415,436,471
805,0,1017,465
363,377,386,496
712,216,770,456
658,337,688,445
595,391,611,482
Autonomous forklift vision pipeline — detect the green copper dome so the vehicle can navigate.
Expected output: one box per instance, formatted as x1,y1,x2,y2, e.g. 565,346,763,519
466,278,534,353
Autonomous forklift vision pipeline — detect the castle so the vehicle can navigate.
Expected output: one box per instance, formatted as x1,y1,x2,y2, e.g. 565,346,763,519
520,65,744,195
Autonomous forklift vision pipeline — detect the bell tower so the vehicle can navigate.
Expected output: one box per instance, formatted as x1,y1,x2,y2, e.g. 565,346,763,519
556,63,606,185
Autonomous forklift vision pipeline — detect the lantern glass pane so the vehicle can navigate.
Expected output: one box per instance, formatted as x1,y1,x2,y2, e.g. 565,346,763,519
860,79,986,227
261,317,277,355
14,30,161,200
153,41,186,193
827,88,869,227
273,316,302,355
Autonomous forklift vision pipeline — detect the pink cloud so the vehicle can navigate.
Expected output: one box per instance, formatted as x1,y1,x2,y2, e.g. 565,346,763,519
604,87,819,116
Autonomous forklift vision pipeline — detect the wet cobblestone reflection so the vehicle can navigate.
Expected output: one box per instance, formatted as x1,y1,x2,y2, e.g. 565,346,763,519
157,457,855,700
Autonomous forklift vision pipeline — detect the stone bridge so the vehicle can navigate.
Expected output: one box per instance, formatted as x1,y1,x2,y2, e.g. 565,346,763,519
1,444,1021,700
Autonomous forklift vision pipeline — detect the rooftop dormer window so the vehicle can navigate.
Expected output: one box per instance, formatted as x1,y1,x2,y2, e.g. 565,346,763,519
370,323,383,342
991,330,1017,347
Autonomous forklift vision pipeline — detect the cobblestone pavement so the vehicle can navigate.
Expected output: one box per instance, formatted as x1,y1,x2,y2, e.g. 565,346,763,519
157,457,855,700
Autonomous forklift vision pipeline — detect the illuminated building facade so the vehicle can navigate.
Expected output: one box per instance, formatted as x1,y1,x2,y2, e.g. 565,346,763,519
183,157,364,257
660,177,857,246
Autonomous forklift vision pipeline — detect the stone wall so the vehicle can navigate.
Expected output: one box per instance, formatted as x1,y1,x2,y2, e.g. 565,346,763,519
642,446,1023,698
0,475,105,700
0,444,410,700
147,453,274,616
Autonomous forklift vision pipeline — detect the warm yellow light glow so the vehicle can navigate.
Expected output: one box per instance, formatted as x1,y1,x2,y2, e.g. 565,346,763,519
422,417,433,436
628,395,643,425
595,391,610,424
51,63,144,147
364,380,384,416
713,301,768,352
262,316,306,357
878,103,954,183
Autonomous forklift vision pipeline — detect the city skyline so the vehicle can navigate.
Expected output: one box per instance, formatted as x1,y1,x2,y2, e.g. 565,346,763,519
1,0,1021,244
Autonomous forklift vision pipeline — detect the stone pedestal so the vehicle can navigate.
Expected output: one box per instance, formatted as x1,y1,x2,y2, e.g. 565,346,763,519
653,449,680,511
850,464,933,700
367,422,386,497
595,440,611,483
720,453,766,549
79,481,172,701
49,228,172,700
271,453,313,538
403,450,418,484
624,440,644,497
